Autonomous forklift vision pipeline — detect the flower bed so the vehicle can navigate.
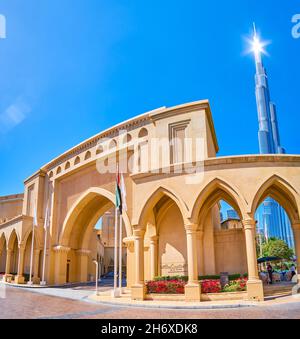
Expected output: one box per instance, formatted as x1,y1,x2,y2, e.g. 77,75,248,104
201,280,221,293
222,278,248,292
147,279,185,294
146,277,248,294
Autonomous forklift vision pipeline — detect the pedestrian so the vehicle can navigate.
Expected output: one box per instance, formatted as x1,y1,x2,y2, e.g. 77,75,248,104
290,264,296,280
267,263,273,284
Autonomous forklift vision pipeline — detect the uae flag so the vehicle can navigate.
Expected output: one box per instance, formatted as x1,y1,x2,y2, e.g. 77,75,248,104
115,164,122,215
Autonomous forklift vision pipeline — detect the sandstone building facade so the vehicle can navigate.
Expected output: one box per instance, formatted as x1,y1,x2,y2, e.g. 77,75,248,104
0,100,299,301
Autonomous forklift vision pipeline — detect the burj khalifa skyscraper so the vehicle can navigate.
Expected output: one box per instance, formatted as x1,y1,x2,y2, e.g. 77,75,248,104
252,25,294,248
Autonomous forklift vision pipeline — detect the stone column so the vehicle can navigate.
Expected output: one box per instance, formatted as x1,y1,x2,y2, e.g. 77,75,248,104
15,245,25,284
292,222,300,284
76,249,90,282
131,228,146,300
196,230,204,276
184,223,201,302
243,219,264,301
53,245,70,285
5,249,12,275
149,235,158,280
32,249,41,284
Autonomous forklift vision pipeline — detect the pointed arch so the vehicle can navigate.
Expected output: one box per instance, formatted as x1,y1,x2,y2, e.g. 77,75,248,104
191,177,248,225
0,232,6,251
21,227,41,250
7,229,20,250
0,232,7,273
250,174,300,224
135,185,189,229
65,161,71,170
59,187,132,247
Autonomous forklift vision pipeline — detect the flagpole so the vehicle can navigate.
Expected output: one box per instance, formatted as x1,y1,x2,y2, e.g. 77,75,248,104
28,217,35,285
119,212,123,294
112,206,119,297
40,201,49,286
119,172,127,295
40,225,48,285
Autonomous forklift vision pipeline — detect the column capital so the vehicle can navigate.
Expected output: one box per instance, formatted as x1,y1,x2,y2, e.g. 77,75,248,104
184,223,198,233
18,244,26,251
242,219,256,230
123,236,135,249
6,248,12,254
133,228,145,237
53,245,70,254
149,235,158,243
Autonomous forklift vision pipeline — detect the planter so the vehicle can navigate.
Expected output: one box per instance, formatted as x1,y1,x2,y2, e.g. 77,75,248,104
201,291,248,301
145,291,247,302
146,293,185,301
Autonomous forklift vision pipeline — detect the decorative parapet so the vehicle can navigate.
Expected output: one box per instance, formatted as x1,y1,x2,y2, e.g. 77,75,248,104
41,110,152,173
0,193,24,202
0,215,32,229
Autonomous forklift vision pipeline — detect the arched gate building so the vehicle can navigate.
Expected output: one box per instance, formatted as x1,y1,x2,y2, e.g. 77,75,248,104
0,100,300,302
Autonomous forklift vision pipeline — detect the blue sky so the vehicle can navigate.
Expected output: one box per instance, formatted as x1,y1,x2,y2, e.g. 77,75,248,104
0,0,299,196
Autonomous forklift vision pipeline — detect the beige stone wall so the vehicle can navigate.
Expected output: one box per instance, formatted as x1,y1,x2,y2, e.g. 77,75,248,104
0,194,23,223
157,202,187,277
214,229,247,275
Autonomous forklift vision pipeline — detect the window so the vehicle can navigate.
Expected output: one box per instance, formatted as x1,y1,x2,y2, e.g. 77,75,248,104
169,120,190,164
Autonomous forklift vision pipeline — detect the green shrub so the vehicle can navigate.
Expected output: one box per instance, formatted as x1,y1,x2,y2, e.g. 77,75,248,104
154,275,188,282
228,274,241,281
199,275,220,280
222,278,247,292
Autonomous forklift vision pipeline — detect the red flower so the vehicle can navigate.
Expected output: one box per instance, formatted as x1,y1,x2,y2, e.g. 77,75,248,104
200,280,221,293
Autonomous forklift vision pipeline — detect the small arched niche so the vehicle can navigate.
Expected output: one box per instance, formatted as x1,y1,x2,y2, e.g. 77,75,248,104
84,151,91,160
138,128,148,138
74,156,80,165
65,161,71,170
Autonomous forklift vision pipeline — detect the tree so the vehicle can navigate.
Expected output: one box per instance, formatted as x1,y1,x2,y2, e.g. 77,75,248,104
262,237,294,260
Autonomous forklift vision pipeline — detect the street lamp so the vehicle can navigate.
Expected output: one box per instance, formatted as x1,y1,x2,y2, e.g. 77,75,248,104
93,260,99,296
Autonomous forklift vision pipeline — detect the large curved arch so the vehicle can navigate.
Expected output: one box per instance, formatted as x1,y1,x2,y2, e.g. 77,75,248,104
250,174,300,224
191,177,248,225
135,185,190,229
59,187,132,247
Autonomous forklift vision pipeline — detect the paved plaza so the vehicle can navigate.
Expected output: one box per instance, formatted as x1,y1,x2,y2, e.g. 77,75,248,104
0,280,300,319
